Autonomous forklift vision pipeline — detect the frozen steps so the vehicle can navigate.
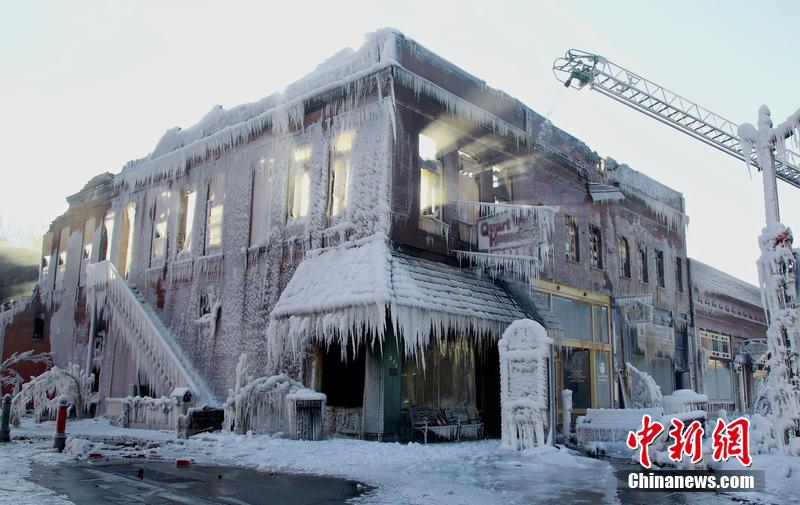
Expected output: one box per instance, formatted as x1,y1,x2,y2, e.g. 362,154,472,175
87,261,217,405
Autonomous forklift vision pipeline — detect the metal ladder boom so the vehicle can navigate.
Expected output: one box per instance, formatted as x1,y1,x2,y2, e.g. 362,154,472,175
553,49,800,189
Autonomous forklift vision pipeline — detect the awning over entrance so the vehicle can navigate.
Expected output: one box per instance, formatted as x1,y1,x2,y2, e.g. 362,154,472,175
267,238,526,358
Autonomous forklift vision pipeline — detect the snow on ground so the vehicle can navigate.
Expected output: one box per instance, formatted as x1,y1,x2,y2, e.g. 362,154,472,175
0,436,72,504
9,418,617,504
5,417,800,504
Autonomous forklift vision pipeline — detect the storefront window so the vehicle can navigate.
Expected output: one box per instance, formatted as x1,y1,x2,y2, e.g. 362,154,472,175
593,305,609,343
402,340,476,410
552,296,592,341
705,359,733,402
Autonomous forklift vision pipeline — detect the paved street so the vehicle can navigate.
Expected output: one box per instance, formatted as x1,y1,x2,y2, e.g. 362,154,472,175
29,460,364,505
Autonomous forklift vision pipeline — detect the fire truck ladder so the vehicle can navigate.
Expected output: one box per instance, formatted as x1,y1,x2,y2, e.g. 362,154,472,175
553,49,800,189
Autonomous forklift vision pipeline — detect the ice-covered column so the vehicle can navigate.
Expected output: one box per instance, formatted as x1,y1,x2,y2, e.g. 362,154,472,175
499,319,553,451
738,106,800,455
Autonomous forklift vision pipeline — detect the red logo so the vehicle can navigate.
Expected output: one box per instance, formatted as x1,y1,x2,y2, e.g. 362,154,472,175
626,414,664,468
711,418,752,466
628,415,751,467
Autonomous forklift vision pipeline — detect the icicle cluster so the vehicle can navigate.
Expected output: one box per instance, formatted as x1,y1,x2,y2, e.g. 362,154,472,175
222,353,305,435
606,163,687,229
10,363,93,425
499,319,552,451
625,362,663,409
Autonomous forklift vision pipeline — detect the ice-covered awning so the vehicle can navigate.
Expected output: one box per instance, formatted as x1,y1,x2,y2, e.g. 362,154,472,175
587,182,625,204
267,238,526,358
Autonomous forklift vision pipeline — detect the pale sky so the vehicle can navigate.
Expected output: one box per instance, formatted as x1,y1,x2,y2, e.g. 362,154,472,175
2,0,798,285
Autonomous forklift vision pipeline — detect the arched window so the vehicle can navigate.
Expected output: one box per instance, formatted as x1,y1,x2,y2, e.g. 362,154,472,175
618,237,631,278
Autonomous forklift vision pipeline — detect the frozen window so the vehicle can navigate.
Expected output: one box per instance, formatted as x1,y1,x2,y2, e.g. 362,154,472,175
151,191,170,259
249,159,273,246
655,249,665,288
618,236,631,278
699,330,731,359
177,188,196,253
33,316,44,340
639,245,649,284
205,177,224,252
100,211,115,261
288,145,311,220
492,167,511,204
55,227,69,290
419,134,442,219
329,131,353,217
552,296,592,341
41,256,50,277
199,285,219,317
121,203,136,279
589,225,603,269
565,216,579,262
675,257,684,293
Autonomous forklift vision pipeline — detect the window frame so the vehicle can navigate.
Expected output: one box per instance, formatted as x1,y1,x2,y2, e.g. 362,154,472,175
618,236,631,279
655,249,665,288
565,215,580,263
589,225,603,269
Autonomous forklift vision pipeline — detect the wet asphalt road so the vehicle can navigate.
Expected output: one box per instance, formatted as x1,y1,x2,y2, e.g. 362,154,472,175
30,460,365,505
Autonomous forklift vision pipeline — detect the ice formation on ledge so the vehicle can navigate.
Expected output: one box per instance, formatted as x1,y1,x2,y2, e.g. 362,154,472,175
499,319,552,451
267,236,526,363
606,161,687,229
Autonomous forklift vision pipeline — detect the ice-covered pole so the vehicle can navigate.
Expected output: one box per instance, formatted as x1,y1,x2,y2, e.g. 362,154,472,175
52,396,68,452
738,105,800,456
0,394,11,442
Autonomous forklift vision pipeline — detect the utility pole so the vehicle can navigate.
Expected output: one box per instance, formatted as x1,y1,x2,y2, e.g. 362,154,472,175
739,106,800,456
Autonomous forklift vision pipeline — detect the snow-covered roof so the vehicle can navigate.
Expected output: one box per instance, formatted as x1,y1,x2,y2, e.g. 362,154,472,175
268,238,525,358
690,259,762,308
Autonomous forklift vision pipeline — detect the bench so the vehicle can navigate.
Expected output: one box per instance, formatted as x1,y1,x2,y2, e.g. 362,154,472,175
445,408,483,440
408,407,459,443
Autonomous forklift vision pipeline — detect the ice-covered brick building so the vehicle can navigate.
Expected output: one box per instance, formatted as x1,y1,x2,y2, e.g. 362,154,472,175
0,28,760,439
689,259,768,414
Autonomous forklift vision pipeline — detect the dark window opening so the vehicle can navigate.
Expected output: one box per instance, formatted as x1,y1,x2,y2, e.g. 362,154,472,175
639,246,649,284
656,250,665,288
565,215,580,262
320,341,365,408
676,257,684,293
33,316,45,340
618,237,631,278
589,225,603,269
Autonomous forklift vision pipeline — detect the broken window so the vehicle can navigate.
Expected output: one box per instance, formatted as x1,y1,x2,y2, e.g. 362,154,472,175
205,176,224,253
639,245,649,284
419,134,442,220
565,215,579,262
151,191,170,260
492,167,511,204
675,257,684,293
618,236,631,278
199,285,219,317
41,255,50,278
589,225,603,269
177,188,196,253
82,217,95,264
287,145,311,220
329,131,353,217
655,249,665,288
55,227,69,290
